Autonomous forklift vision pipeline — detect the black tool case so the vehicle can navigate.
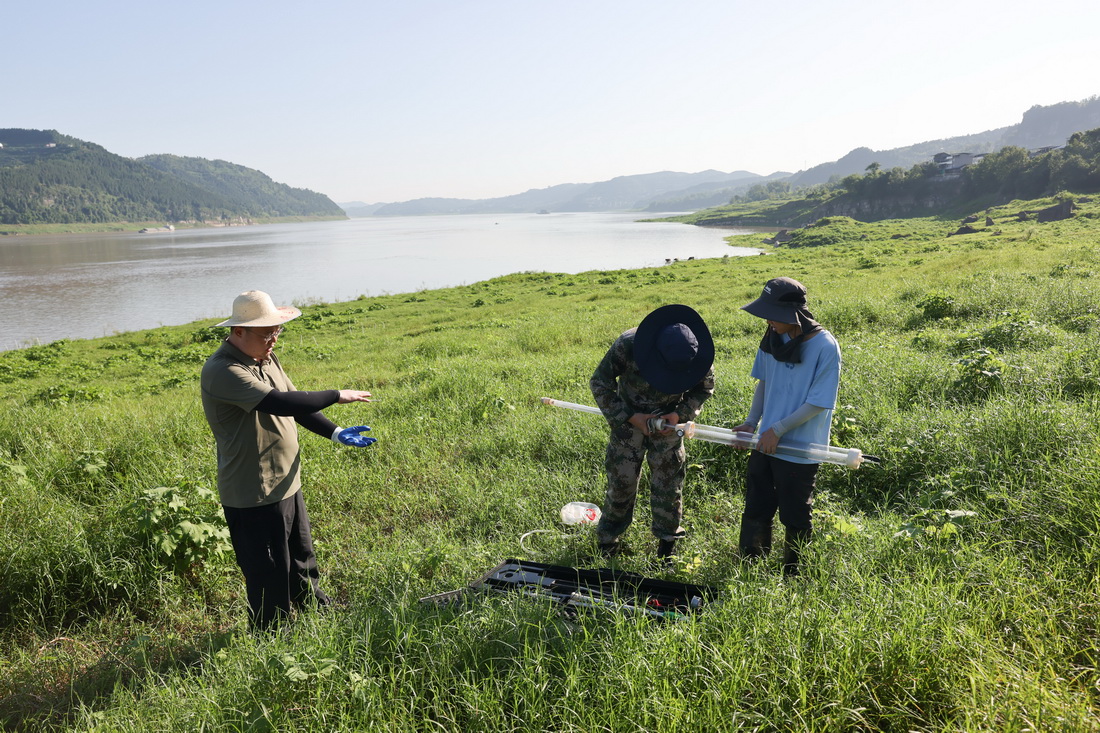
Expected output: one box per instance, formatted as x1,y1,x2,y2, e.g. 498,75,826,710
421,558,719,620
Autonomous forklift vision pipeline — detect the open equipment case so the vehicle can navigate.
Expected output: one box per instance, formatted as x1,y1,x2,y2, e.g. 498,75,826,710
420,558,719,621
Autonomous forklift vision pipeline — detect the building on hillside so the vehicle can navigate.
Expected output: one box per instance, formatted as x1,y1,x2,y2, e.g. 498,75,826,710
933,144,1064,178
932,151,988,177
950,152,976,169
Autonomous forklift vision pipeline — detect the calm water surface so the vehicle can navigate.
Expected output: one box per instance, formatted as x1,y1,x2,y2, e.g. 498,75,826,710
0,213,764,350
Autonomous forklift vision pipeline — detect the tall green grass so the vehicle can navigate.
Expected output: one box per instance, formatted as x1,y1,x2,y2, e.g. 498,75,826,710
2,199,1099,730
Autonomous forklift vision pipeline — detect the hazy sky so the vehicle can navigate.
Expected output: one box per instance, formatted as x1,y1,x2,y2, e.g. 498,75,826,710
7,0,1099,204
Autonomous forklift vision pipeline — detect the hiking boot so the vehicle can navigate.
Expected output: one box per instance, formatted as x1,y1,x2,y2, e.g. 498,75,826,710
657,539,677,568
782,527,812,577
737,515,773,561
598,541,621,559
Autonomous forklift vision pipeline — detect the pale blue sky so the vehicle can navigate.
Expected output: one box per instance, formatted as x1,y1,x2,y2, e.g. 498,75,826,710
6,0,1099,203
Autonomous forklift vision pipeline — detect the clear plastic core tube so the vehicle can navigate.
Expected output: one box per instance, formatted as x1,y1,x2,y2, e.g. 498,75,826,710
541,397,866,469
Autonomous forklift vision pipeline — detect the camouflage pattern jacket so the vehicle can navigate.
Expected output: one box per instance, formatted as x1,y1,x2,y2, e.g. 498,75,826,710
589,328,715,429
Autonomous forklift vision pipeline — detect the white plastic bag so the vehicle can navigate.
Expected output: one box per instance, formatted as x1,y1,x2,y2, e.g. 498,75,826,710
560,502,601,525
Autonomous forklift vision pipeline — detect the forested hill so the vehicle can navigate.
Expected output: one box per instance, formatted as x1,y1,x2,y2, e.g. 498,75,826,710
0,129,345,226
139,155,343,219
682,126,1100,229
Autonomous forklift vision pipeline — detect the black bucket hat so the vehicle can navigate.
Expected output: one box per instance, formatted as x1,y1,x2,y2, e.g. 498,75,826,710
741,277,811,324
633,304,715,394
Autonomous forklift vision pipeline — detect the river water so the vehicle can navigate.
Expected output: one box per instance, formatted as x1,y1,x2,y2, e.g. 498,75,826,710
0,212,764,350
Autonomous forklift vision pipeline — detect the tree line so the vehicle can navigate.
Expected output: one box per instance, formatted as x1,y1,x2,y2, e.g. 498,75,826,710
837,128,1100,210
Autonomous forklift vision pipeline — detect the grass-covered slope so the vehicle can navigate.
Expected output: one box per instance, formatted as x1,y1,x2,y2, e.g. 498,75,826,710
2,197,1100,730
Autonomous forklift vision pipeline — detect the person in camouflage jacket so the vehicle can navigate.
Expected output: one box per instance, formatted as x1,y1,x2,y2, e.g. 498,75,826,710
590,304,715,561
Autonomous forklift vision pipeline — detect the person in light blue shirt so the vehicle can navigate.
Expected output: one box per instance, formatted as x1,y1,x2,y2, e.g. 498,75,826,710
731,277,841,576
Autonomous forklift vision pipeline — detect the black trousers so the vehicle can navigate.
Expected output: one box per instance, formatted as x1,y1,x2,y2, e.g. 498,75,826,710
743,451,819,531
223,490,329,629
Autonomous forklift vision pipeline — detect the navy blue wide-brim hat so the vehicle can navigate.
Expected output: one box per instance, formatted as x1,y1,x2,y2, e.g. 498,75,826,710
633,304,715,394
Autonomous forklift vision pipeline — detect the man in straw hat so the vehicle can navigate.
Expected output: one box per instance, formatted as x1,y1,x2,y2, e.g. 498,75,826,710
731,277,841,577
201,290,376,630
590,304,715,563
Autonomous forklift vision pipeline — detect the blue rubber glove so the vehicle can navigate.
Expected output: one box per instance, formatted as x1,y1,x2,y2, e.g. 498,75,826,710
334,425,377,447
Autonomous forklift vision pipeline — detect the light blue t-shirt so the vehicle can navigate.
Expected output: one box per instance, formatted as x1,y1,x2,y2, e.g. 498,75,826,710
750,329,841,464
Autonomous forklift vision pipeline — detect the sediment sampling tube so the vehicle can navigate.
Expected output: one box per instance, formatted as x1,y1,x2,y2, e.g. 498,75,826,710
540,397,878,469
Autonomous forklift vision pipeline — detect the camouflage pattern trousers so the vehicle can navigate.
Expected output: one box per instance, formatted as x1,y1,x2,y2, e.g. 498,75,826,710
597,423,687,545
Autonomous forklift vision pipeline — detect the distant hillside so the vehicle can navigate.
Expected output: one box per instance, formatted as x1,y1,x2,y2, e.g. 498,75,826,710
642,172,792,211
550,170,763,211
354,170,768,217
343,96,1100,218
338,201,389,217
0,129,344,226
788,96,1100,186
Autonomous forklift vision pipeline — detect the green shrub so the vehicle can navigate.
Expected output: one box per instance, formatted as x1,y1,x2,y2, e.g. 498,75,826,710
895,508,978,539
917,293,956,320
189,327,223,343
29,385,103,405
126,482,231,580
950,312,1056,353
949,348,1006,402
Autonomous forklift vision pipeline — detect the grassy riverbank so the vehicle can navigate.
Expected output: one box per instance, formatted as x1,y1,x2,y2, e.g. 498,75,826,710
2,196,1100,730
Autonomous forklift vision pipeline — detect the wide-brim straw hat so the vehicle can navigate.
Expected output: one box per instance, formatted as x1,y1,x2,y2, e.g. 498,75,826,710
633,304,715,394
215,290,301,327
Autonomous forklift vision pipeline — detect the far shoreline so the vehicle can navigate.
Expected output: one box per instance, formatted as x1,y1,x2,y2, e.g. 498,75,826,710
0,215,348,237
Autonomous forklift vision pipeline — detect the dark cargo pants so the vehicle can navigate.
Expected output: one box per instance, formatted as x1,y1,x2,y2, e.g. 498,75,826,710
597,422,688,545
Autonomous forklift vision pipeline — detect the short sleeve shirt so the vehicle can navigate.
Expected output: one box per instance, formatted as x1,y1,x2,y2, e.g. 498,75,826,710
200,340,302,507
751,330,841,463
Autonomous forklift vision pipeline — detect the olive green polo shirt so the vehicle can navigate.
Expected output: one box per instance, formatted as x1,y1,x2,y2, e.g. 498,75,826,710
200,340,301,508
